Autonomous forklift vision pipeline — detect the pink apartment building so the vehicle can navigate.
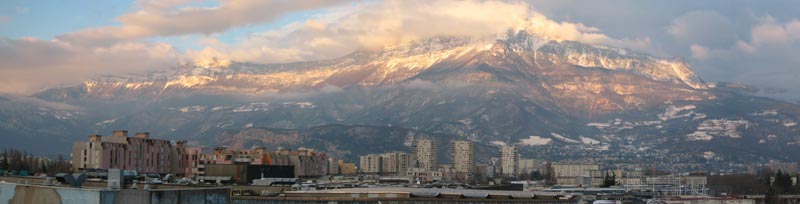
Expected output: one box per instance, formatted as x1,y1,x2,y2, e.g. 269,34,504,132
71,130,187,175
73,130,333,178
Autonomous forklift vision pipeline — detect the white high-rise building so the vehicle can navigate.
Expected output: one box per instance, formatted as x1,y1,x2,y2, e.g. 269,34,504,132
451,140,475,181
500,146,519,177
412,139,437,171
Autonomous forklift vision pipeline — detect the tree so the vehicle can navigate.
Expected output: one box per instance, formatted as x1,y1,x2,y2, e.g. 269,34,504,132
531,170,542,180
602,171,617,187
773,170,795,194
0,149,8,170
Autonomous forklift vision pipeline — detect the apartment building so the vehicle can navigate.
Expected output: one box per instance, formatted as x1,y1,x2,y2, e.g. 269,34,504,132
499,146,519,178
71,130,187,175
451,140,475,182
412,139,437,171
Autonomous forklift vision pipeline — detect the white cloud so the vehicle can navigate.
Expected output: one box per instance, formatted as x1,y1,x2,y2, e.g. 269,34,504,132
0,0,348,94
668,11,738,47
0,37,179,93
689,16,800,60
690,44,710,60
56,0,351,47
188,0,653,64
685,15,800,100
0,16,11,24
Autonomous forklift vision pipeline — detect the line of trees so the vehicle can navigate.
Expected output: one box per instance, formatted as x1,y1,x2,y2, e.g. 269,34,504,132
0,148,71,176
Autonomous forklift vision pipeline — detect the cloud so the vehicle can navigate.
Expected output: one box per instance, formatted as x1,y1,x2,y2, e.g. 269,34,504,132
15,7,29,14
689,16,800,60
57,0,351,46
0,95,81,110
0,37,179,94
0,16,10,24
686,16,800,100
1,0,656,94
668,11,738,47
750,16,800,46
187,0,652,64
0,0,349,94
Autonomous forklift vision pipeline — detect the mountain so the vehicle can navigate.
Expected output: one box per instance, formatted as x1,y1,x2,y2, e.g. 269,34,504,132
5,30,800,169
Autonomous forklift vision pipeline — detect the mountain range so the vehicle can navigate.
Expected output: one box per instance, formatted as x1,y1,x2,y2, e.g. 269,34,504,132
2,29,799,170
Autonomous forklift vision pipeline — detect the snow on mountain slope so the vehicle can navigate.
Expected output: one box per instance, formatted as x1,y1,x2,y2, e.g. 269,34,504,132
44,30,708,102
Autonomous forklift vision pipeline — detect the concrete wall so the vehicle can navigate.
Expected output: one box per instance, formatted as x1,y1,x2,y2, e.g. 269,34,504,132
0,182,229,204
0,182,103,204
149,188,229,204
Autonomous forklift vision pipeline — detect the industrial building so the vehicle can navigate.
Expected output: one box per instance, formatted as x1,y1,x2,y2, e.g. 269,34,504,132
203,163,294,185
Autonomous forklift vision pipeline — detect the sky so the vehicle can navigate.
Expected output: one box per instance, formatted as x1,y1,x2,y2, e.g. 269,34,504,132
1,0,800,102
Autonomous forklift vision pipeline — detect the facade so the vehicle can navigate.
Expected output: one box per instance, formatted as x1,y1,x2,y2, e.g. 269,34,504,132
327,158,340,175
550,164,601,186
185,146,274,178
207,146,271,165
451,140,475,182
71,130,338,179
617,175,708,195
338,160,357,175
412,139,437,171
204,163,294,185
475,164,496,182
71,130,187,175
406,167,444,183
184,146,206,177
359,154,383,174
271,148,329,178
359,152,410,175
499,146,519,178
518,159,545,177
381,152,410,175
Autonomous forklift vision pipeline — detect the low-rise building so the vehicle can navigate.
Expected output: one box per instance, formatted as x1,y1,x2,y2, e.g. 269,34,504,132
359,154,383,174
550,163,601,186
338,160,357,175
518,159,546,178
381,152,411,175
271,148,328,178
406,167,443,183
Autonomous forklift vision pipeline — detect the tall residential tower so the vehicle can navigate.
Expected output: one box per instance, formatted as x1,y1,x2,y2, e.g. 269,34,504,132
412,139,437,171
451,140,475,182
500,146,519,178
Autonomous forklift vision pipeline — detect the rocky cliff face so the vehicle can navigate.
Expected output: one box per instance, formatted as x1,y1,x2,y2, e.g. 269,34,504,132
9,31,800,167
38,32,711,115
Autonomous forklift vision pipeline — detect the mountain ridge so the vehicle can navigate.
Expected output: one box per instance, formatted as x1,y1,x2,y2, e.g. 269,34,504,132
4,30,799,170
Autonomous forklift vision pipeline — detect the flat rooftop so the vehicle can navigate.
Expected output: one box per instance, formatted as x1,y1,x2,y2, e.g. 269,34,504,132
232,187,577,203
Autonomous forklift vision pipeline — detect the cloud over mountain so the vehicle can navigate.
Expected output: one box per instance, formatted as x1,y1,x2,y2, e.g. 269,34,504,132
185,0,651,64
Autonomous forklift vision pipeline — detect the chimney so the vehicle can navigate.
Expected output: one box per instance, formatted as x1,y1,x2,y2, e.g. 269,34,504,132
112,130,128,137
135,132,150,139
88,135,102,142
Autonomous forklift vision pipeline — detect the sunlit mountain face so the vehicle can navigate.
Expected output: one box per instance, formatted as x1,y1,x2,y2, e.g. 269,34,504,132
3,27,797,170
